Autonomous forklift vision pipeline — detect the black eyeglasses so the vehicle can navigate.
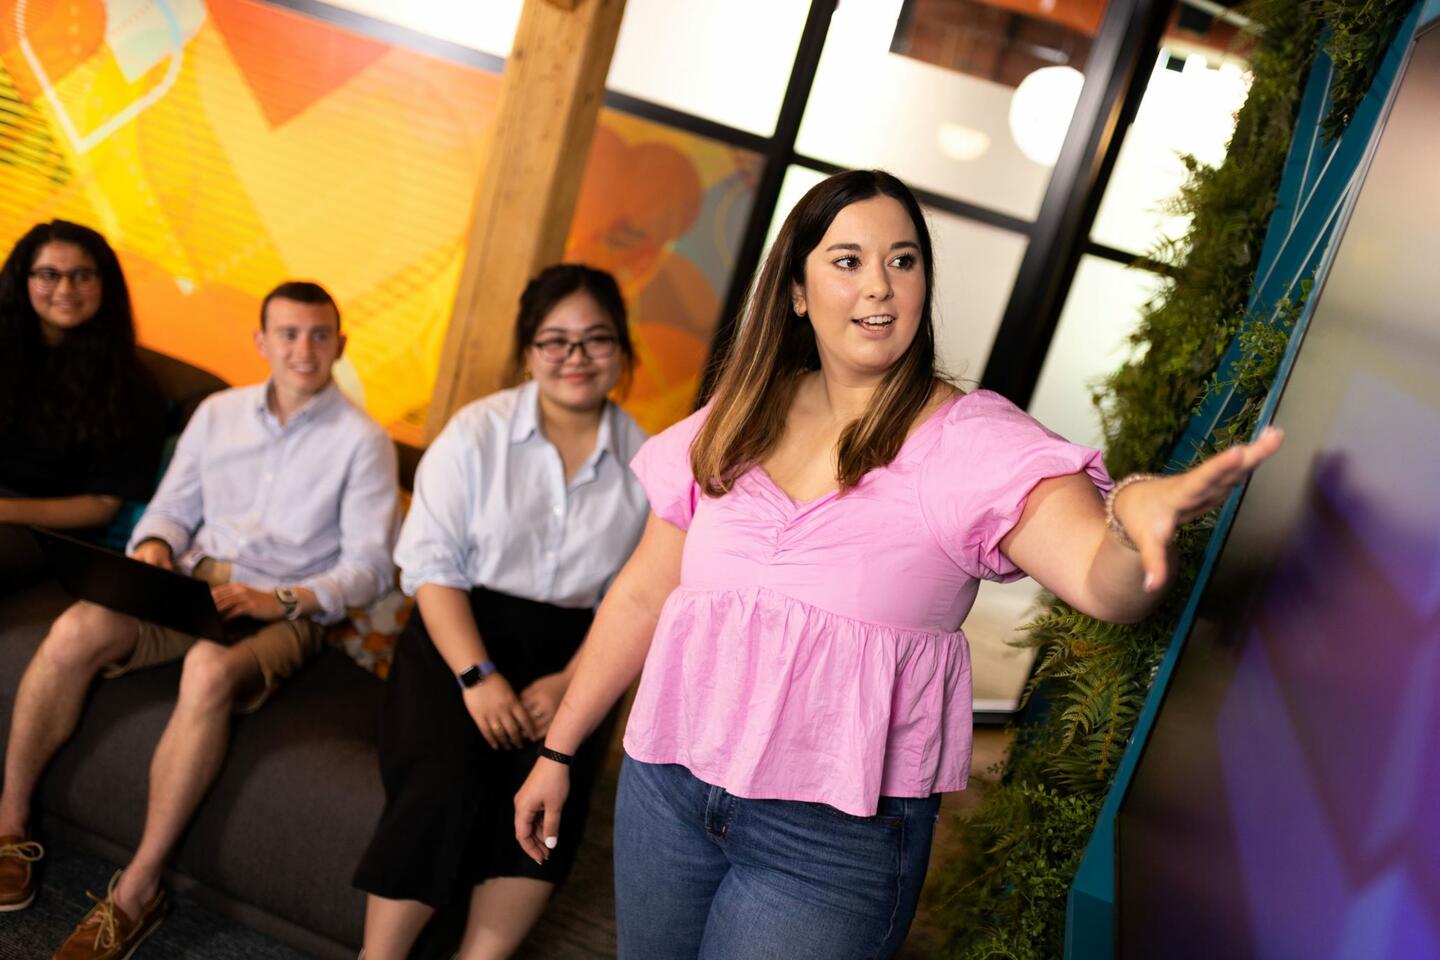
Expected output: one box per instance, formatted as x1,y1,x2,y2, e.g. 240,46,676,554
531,334,619,363
30,267,100,289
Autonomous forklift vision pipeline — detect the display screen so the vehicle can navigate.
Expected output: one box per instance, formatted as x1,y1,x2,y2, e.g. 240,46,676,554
1117,24,1440,959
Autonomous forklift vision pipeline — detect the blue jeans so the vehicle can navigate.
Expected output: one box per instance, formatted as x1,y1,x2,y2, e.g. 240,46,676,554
613,755,941,960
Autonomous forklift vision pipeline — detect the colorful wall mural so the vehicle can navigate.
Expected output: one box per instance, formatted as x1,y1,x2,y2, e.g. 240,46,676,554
0,0,761,440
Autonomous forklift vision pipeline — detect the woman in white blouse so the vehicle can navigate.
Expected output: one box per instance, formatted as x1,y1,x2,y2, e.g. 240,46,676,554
353,264,650,960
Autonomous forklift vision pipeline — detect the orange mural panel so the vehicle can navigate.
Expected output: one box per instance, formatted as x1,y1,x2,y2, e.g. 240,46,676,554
0,0,760,440
207,0,388,128
0,0,107,102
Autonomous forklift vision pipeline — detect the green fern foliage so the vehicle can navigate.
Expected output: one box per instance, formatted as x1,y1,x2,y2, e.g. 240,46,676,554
1315,0,1415,140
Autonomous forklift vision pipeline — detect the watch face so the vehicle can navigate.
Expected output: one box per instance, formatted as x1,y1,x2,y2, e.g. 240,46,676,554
458,665,482,688
275,587,300,621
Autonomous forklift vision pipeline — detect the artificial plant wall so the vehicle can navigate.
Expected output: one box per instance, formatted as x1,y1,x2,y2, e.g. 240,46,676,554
932,1,1414,956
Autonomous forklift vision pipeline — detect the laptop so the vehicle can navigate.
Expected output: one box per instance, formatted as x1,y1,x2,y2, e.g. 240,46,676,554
31,527,235,643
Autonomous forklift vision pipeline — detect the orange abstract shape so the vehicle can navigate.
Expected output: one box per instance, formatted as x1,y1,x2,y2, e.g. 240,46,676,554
566,124,703,292
131,26,289,292
632,252,721,342
624,321,708,434
206,0,387,129
119,249,270,387
0,0,107,102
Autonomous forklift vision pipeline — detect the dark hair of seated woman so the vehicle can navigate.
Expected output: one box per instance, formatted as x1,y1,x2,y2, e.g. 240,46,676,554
0,220,165,531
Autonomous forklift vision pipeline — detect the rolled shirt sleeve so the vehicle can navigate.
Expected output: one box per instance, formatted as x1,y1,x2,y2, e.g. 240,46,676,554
394,417,480,596
298,427,400,624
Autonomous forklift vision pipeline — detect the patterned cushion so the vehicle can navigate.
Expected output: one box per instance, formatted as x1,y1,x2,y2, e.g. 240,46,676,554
327,589,412,679
325,489,414,679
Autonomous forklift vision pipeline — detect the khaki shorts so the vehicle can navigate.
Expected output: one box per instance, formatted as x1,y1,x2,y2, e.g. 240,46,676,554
101,558,324,713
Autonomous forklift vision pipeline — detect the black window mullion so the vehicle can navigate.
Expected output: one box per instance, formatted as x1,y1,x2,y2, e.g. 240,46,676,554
979,0,1177,406
698,0,839,404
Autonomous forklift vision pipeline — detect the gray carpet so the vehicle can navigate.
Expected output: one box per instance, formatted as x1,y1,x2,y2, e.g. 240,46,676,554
0,838,310,959
0,758,622,960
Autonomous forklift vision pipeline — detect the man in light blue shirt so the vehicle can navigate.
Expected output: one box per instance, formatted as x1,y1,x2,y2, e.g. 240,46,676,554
0,282,398,956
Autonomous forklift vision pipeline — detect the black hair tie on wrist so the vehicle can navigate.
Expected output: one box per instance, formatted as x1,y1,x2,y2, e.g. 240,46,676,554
538,745,574,766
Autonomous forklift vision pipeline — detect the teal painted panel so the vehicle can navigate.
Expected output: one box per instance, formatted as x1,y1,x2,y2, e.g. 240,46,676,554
1065,4,1427,957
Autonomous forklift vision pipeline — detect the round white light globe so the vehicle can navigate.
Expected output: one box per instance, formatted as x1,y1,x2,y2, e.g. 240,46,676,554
1009,65,1086,167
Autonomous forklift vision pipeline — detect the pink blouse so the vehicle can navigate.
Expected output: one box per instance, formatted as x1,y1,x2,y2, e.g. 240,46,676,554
624,389,1112,815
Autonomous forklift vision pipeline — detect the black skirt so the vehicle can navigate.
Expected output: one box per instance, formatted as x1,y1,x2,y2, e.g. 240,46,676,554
353,586,605,906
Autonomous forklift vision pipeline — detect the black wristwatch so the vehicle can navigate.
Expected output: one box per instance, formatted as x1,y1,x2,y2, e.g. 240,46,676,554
457,660,497,689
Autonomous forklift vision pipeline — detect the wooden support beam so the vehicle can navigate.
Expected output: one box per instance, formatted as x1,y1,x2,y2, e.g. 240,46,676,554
426,0,627,440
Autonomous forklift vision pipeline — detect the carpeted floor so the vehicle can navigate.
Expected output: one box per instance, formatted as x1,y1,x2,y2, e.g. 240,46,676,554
0,750,623,960
0,730,1011,960
0,839,310,959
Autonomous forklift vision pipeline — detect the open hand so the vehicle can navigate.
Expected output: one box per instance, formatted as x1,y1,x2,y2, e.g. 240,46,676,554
130,538,174,570
211,583,284,621
514,758,570,866
464,675,537,751
1115,425,1284,592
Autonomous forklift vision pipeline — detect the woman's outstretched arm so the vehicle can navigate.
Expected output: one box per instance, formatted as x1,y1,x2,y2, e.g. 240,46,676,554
1000,426,1284,624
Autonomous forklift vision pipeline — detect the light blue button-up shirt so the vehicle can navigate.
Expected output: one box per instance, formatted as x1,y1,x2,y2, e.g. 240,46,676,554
128,382,399,625
396,381,649,607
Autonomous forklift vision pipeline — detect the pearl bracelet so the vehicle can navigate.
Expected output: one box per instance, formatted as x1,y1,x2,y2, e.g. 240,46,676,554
1104,473,1161,550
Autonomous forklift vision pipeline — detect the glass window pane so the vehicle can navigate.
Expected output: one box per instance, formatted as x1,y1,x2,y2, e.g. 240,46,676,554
968,579,1047,712
796,0,1102,222
1029,255,1167,449
608,0,811,137
1090,32,1253,255
929,209,1028,380
314,0,521,58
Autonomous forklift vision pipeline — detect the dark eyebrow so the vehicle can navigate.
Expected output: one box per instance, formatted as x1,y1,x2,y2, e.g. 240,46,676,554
536,323,614,337
822,241,920,253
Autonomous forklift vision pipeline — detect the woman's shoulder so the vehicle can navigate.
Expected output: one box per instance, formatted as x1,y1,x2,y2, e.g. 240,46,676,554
914,388,1082,471
635,400,712,460
441,385,528,442
934,387,1050,434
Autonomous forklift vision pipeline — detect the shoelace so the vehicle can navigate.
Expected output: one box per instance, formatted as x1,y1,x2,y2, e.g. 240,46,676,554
0,839,43,862
80,873,126,951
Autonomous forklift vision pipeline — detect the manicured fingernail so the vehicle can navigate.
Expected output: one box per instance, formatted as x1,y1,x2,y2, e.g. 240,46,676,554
1144,572,1156,591
544,836,558,850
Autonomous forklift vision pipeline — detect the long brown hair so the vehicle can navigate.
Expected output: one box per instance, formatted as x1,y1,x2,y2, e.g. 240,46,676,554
692,170,941,495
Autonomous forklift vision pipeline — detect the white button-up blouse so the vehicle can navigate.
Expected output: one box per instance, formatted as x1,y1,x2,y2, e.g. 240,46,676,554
395,381,650,608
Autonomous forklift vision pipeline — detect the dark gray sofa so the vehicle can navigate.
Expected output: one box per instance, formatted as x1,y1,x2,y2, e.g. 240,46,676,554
0,350,621,958
0,350,396,957
0,581,384,957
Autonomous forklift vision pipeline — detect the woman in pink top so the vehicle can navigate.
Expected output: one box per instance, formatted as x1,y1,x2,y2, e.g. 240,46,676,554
514,170,1281,959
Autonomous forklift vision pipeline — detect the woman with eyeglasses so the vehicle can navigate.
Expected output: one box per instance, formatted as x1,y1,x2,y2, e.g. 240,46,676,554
354,264,649,959
0,220,165,535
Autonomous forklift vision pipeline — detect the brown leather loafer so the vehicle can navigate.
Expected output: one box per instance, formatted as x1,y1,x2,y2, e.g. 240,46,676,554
0,834,44,911
51,871,167,960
